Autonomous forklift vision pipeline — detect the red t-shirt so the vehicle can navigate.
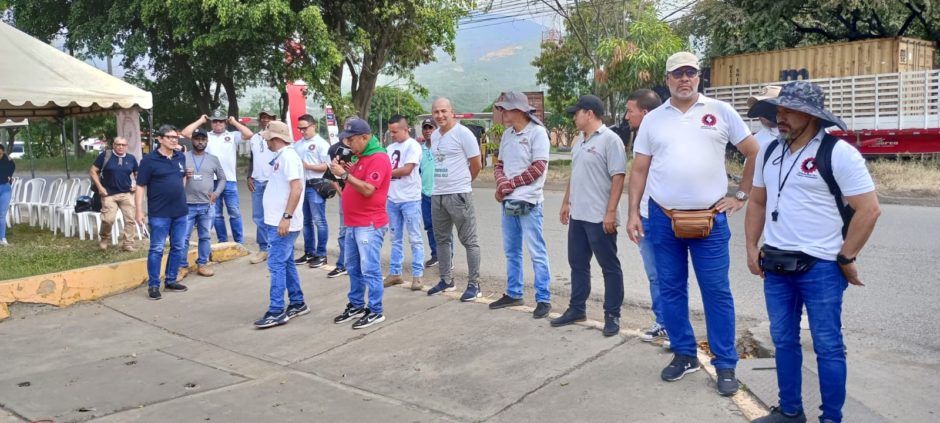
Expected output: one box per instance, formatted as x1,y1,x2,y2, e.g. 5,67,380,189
342,152,391,227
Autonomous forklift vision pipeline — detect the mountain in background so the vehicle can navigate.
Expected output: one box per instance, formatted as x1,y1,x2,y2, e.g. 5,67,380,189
412,17,547,113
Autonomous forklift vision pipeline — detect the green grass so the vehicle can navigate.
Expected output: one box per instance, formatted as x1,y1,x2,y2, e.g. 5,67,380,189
0,224,147,281
16,154,98,172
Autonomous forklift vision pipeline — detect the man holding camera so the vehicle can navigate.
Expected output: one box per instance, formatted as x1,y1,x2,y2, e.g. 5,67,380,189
293,114,331,268
331,119,392,329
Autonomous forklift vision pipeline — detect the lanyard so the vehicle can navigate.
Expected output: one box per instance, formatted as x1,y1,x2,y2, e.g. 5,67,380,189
771,140,812,222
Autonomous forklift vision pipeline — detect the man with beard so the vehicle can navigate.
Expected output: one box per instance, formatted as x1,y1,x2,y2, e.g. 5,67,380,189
180,129,226,277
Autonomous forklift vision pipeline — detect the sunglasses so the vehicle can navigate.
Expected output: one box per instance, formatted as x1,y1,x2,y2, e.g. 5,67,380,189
669,68,699,79
297,125,311,131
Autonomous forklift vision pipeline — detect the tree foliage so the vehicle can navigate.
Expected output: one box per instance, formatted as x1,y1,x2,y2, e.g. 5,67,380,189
364,86,426,134
678,0,940,62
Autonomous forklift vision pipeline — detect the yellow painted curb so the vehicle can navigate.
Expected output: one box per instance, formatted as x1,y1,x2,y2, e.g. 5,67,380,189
0,242,248,321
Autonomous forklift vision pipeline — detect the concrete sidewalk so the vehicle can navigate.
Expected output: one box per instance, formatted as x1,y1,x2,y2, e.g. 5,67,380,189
0,255,746,423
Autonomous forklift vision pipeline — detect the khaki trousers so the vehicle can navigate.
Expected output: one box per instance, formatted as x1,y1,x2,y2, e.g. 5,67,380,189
100,192,137,248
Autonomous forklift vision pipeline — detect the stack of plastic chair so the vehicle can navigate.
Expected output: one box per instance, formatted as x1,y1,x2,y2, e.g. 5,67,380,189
12,178,45,225
28,178,61,227
5,177,21,227
52,179,82,237
39,178,70,230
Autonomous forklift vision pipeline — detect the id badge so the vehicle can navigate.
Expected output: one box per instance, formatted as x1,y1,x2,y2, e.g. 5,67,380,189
192,174,204,181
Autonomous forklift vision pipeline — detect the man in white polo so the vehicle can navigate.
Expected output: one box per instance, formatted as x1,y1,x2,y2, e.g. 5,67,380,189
181,112,253,244
627,51,760,396
247,110,278,264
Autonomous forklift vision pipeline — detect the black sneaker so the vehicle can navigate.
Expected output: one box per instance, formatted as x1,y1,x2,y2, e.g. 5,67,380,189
333,303,366,324
603,315,621,337
489,294,524,309
327,267,347,278
661,354,700,381
308,256,327,268
164,283,188,292
533,302,552,319
294,253,313,264
640,323,668,342
424,257,439,268
351,310,385,329
148,286,162,300
550,308,587,327
254,310,288,329
286,303,310,320
751,406,807,423
716,368,739,396
460,283,482,302
426,279,455,296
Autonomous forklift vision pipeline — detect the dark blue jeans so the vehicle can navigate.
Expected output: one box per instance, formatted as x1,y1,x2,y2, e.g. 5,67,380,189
213,181,243,243
265,225,303,313
182,203,215,267
421,194,437,258
336,199,346,269
765,260,848,422
302,187,328,256
147,215,188,288
346,225,387,314
567,219,623,317
648,199,737,369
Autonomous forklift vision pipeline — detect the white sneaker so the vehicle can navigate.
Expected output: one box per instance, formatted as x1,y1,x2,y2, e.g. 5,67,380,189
0,238,8,246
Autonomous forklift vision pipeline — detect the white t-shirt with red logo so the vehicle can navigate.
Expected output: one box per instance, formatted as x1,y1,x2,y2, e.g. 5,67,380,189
386,137,422,203
634,94,751,210
263,146,305,232
753,129,874,260
206,130,246,182
294,134,331,180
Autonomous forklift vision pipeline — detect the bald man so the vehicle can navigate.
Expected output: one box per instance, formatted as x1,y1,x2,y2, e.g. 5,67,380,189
425,98,484,301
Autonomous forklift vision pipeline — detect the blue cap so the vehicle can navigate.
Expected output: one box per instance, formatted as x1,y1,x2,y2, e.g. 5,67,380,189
338,118,372,139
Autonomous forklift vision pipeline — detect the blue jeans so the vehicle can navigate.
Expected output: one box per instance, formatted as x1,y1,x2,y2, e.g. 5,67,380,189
182,203,215,267
0,183,11,240
251,180,269,251
147,215,188,288
648,199,737,369
265,225,303,313
502,202,551,302
567,219,623,317
213,181,243,243
387,200,424,277
421,194,437,258
302,187,328,256
345,225,387,314
765,260,848,422
336,199,346,269
639,217,663,326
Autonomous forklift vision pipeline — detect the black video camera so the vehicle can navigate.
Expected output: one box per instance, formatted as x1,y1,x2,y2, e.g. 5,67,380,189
334,145,354,164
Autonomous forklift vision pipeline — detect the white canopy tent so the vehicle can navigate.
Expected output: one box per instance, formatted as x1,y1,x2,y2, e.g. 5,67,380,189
0,21,153,177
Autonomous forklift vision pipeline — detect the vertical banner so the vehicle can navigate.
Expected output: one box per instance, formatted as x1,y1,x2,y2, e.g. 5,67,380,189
324,105,339,144
285,81,307,142
116,109,143,161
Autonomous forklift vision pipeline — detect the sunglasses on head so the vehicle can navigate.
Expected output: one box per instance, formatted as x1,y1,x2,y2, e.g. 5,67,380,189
669,68,699,79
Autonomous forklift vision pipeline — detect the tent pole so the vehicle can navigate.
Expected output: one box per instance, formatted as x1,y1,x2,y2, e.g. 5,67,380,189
71,116,79,157
24,124,36,179
60,119,70,179
148,109,153,154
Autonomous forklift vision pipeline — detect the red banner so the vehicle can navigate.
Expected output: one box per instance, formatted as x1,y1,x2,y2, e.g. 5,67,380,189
286,82,307,141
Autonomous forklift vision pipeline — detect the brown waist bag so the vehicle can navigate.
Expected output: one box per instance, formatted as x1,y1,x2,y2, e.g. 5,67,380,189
659,206,718,239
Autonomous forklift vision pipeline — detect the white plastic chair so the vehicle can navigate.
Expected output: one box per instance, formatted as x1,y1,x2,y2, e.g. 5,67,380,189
12,178,45,224
39,178,70,230
5,177,20,227
53,179,83,237
28,178,61,226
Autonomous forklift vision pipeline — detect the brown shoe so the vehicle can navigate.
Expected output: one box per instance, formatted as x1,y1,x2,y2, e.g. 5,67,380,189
122,245,137,252
177,267,190,280
99,239,109,250
197,265,214,277
249,251,268,264
383,275,403,287
410,277,423,291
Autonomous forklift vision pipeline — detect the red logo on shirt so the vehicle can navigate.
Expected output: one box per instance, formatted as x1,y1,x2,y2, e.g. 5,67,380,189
308,144,316,151
801,157,818,174
369,171,381,181
702,114,718,126
224,136,232,142
273,162,280,171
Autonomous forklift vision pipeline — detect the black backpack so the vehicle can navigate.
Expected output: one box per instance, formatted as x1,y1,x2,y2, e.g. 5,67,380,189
762,134,855,239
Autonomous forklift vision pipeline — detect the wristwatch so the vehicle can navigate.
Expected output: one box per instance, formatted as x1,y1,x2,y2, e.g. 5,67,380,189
734,190,749,201
282,213,293,220
836,254,856,265
339,171,349,181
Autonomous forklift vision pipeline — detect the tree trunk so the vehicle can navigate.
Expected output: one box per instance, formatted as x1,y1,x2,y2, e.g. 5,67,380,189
222,76,239,117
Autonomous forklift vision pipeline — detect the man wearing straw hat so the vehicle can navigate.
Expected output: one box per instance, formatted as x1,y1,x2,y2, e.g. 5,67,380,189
745,81,881,423
489,91,553,319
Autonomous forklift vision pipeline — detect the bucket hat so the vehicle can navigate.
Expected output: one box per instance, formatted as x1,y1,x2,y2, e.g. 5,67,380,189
495,91,543,126
260,120,291,143
751,81,846,130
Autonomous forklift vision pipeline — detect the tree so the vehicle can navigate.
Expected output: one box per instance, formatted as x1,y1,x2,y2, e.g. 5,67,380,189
7,0,341,118
320,0,472,120
678,0,940,62
365,86,426,135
